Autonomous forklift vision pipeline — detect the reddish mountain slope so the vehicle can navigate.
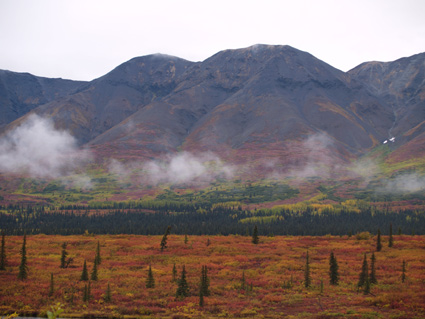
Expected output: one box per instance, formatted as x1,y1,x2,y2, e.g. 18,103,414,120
349,52,425,163
88,45,394,165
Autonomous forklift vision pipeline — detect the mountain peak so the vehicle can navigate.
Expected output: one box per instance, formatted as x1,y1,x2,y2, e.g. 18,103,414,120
1,45,424,173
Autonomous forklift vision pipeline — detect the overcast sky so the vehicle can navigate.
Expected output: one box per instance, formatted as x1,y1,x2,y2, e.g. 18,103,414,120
1,0,424,81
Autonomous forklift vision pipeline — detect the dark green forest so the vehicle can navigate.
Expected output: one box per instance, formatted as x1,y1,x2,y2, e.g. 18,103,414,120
0,202,423,236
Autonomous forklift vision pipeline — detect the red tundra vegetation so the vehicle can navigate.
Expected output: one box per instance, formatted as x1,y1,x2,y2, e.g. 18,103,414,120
0,234,424,318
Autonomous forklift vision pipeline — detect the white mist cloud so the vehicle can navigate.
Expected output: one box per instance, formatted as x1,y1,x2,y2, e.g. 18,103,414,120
60,174,94,190
0,114,91,178
380,173,425,194
107,158,143,185
286,133,343,179
349,157,381,186
143,151,234,185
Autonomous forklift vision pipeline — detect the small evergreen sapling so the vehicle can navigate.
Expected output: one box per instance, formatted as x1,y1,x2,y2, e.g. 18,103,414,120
241,270,246,290
370,253,377,284
200,265,210,296
304,250,311,288
18,234,28,280
357,253,368,290
401,260,407,283
363,272,371,295
91,258,98,281
83,284,88,302
176,265,189,299
60,242,68,268
104,283,112,302
199,288,204,307
160,226,171,252
329,251,339,285
48,273,54,297
146,264,155,288
83,282,92,303
172,263,177,282
81,259,89,281
0,232,6,271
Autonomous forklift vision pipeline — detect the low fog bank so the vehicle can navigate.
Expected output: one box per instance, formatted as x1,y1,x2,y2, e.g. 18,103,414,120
378,173,425,194
264,133,425,195
1,120,423,196
108,151,234,186
0,114,92,179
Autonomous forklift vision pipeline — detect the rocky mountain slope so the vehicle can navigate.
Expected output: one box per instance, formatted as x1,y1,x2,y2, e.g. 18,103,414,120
1,45,424,170
349,52,425,163
0,70,86,130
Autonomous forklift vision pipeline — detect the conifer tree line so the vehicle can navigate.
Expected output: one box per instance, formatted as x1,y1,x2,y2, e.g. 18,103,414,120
1,203,423,236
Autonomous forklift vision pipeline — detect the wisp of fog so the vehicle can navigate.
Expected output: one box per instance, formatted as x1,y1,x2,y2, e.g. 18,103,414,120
0,114,91,178
143,151,234,185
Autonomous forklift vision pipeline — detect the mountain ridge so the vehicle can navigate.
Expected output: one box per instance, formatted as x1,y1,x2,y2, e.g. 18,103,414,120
1,45,425,174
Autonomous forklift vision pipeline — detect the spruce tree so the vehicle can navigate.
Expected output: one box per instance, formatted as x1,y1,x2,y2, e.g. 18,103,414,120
160,226,171,252
18,234,28,280
241,270,246,290
87,280,92,302
363,273,371,295
199,288,204,307
252,225,259,244
172,263,177,282
370,253,377,284
389,223,394,247
376,229,382,252
401,260,406,283
81,259,89,281
357,253,368,289
304,250,311,288
60,242,68,268
95,241,101,265
83,281,92,302
104,283,112,302
83,284,88,302
91,258,98,281
0,232,6,271
176,265,189,299
184,234,188,245
146,264,155,288
200,265,210,296
48,273,54,297
329,251,339,285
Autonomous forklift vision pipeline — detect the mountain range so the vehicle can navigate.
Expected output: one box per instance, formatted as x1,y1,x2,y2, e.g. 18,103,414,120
1,44,424,179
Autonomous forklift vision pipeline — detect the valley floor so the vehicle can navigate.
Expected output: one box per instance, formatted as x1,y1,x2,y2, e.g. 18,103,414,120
0,234,424,318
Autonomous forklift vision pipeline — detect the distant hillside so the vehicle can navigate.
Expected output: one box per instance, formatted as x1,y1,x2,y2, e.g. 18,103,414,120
1,44,424,173
0,70,86,130
349,52,425,163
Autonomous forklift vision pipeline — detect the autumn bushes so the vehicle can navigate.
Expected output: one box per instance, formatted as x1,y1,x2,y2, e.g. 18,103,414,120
0,234,424,318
